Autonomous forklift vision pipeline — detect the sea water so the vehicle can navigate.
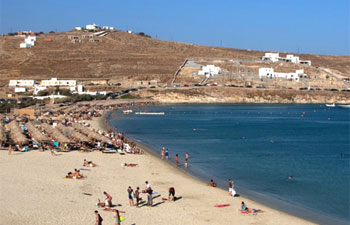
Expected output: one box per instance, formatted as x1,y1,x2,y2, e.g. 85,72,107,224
107,104,350,224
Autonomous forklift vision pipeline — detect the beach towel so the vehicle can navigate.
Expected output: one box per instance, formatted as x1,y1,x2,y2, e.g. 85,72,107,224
79,168,91,171
162,197,167,201
214,204,230,208
102,150,117,153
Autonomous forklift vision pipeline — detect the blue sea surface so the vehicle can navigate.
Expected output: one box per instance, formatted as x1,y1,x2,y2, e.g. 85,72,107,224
107,104,350,224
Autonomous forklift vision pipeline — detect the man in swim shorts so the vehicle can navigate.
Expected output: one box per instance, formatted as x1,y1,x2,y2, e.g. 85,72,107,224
127,186,134,206
185,152,189,167
165,149,169,160
135,187,141,207
175,154,179,166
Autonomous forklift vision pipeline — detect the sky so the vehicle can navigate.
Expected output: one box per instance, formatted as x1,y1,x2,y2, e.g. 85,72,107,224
0,0,349,55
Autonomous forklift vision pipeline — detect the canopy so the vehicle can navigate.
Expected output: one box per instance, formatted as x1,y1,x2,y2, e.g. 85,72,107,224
25,121,51,143
41,123,70,143
7,120,29,146
72,123,110,143
56,124,90,142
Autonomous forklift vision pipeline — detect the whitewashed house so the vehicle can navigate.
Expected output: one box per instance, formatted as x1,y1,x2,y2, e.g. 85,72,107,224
20,36,36,48
262,53,280,62
259,68,305,81
75,27,82,31
286,54,299,63
15,87,26,93
9,80,35,87
86,24,98,30
102,26,114,31
198,65,221,78
40,78,77,87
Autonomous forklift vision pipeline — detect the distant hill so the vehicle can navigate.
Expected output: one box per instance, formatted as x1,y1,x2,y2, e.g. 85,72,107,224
0,30,349,86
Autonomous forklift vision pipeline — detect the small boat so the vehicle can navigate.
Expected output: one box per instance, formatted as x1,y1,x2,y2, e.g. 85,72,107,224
325,103,335,107
135,112,165,115
123,110,133,114
338,105,350,109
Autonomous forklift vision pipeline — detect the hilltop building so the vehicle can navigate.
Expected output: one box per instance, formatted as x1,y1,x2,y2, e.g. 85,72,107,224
40,78,76,87
20,36,36,48
9,80,35,87
262,52,311,66
259,68,306,82
86,24,99,30
198,65,221,78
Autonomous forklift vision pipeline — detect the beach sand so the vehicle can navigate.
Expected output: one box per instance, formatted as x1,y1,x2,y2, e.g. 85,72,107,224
0,115,315,225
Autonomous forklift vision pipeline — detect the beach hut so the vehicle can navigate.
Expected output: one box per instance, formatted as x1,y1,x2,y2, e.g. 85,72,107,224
72,123,110,143
56,124,90,142
25,121,51,143
7,120,29,146
41,123,70,143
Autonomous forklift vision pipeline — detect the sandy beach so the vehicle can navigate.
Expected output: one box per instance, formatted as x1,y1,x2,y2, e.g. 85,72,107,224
0,114,315,225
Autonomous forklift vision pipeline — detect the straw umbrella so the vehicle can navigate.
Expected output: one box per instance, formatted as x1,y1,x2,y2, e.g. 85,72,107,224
25,121,51,143
56,124,90,142
72,123,110,143
7,120,29,146
41,123,70,143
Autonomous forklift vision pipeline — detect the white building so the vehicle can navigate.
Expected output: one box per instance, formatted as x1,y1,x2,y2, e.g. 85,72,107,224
262,52,311,66
259,68,305,82
86,24,98,30
20,35,36,48
286,54,299,63
40,78,77,87
198,65,221,78
9,80,35,87
262,53,280,62
15,87,26,93
102,26,114,31
75,27,82,31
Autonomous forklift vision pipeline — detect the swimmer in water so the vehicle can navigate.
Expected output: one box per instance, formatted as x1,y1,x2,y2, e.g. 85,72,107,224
288,176,294,181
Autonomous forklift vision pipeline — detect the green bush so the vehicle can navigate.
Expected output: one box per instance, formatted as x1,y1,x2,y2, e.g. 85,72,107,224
120,94,140,99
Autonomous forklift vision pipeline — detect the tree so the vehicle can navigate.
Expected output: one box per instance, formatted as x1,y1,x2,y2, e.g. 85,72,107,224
49,31,55,33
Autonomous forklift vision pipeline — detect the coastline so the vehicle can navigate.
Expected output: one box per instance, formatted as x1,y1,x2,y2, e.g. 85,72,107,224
92,108,317,225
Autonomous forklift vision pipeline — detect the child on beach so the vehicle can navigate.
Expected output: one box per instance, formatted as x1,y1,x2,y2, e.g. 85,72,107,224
97,191,113,208
161,147,165,159
114,209,125,225
127,186,134,206
228,179,236,196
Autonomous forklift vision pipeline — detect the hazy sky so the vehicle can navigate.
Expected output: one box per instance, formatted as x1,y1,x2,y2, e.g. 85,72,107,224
1,0,349,55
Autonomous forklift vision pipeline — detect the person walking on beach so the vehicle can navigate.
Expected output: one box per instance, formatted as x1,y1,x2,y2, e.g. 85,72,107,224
94,210,103,225
145,181,153,206
185,152,189,167
175,154,179,166
165,149,169,160
135,187,141,207
114,209,125,225
127,186,134,206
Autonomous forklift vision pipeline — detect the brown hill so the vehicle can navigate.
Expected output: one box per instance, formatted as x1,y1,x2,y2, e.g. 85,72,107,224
0,30,349,86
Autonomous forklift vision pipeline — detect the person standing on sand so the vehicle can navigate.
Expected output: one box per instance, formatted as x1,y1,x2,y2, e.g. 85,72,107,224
228,179,236,196
185,152,189,167
8,145,12,155
135,187,141,207
175,154,179,166
145,181,153,206
95,210,103,225
127,186,134,206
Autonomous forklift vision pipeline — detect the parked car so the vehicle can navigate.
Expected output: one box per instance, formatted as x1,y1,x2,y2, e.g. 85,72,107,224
330,89,339,92
341,89,350,92
299,87,308,90
183,84,189,87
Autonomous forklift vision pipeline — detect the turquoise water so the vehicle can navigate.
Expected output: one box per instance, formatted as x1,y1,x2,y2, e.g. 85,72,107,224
107,104,350,224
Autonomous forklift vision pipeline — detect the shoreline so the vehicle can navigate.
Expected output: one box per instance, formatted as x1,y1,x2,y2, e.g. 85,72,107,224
92,108,317,225
101,105,348,225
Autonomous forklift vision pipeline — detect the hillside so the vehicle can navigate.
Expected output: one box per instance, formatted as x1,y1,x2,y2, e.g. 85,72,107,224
0,30,349,88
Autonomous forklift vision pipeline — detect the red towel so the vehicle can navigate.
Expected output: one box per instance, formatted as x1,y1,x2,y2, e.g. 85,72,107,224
214,204,230,208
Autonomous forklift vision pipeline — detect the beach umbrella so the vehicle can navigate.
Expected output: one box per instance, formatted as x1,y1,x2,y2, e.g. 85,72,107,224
41,123,71,143
72,123,110,143
7,120,29,146
25,121,51,143
56,123,90,142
